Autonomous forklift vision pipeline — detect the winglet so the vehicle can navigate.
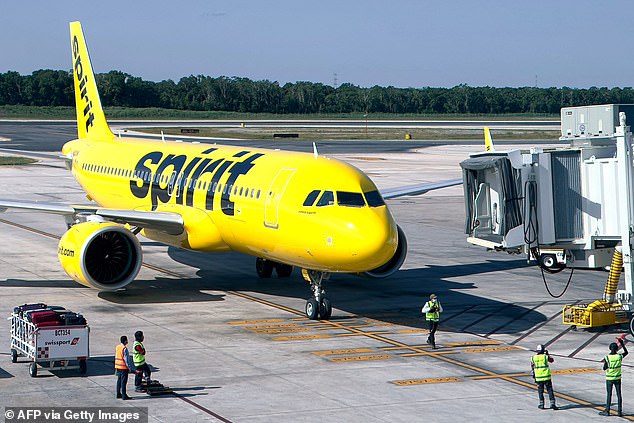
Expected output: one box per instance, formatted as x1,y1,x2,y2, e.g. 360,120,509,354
313,142,319,158
69,21,114,141
484,127,495,152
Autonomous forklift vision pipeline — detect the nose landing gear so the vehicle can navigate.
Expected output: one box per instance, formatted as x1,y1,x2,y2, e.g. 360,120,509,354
302,269,332,320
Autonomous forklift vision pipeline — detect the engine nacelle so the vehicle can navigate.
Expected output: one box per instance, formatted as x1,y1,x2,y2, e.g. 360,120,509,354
58,222,142,290
362,225,408,278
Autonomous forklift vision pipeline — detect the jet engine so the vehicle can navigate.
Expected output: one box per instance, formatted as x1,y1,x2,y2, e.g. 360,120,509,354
362,225,408,278
58,221,142,290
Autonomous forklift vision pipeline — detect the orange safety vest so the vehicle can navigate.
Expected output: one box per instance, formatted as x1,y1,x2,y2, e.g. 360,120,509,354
114,344,128,370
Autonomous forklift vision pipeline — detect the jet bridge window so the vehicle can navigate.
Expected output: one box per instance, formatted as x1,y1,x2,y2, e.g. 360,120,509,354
337,191,366,207
303,190,321,206
316,191,334,207
364,190,385,207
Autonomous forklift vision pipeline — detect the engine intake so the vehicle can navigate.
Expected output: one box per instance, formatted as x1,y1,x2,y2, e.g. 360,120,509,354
362,225,408,278
58,222,142,290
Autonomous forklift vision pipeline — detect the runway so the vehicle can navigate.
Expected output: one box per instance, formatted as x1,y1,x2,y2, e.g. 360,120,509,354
0,123,630,422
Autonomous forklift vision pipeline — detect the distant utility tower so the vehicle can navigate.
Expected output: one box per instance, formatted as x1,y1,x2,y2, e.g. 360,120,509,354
333,73,338,89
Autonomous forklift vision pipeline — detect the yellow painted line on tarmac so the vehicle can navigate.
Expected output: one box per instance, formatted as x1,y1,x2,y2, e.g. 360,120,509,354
250,328,308,334
391,377,463,386
397,329,426,333
329,354,392,363
335,332,392,337
552,367,602,375
468,367,601,380
242,324,300,330
400,351,458,357
462,346,521,353
272,334,331,341
312,348,374,356
444,340,503,347
228,319,285,325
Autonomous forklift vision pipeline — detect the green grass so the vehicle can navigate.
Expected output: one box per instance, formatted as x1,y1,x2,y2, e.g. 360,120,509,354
142,126,561,141
0,156,37,165
0,105,559,121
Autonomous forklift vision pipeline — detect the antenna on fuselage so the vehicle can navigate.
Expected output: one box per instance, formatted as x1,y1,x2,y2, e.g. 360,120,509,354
312,142,318,158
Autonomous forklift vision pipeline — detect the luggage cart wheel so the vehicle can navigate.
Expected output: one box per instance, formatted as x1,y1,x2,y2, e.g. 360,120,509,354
11,349,17,363
29,362,37,377
79,360,87,375
629,315,634,337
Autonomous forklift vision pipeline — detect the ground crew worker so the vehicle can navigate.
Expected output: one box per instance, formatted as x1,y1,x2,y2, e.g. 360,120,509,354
421,294,443,348
133,330,151,392
114,335,133,400
531,344,558,410
599,338,628,416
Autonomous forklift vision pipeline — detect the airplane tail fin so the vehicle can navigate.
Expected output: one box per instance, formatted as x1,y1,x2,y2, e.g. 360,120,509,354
69,21,114,140
484,127,495,152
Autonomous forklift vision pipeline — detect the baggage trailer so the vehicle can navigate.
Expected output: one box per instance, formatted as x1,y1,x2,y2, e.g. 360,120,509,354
10,310,89,377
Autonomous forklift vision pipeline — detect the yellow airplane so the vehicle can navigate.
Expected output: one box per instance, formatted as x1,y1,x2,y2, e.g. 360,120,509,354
0,22,461,319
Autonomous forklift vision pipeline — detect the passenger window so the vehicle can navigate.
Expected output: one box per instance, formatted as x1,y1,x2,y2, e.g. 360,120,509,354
316,191,334,207
364,190,386,207
303,190,321,207
337,191,366,207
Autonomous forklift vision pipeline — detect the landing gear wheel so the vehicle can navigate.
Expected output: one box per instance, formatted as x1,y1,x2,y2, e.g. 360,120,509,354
11,349,17,363
319,298,332,320
79,359,87,375
275,263,293,277
256,258,274,278
306,298,319,320
29,362,37,377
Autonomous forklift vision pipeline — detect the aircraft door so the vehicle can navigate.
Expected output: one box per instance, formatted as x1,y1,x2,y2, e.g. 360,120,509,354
264,168,295,229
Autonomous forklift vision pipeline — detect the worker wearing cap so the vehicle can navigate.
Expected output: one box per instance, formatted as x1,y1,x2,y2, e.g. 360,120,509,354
531,344,558,410
133,330,151,392
421,294,443,348
599,338,628,416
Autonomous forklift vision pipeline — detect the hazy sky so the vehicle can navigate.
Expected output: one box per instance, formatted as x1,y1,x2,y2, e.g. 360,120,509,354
2,1,634,88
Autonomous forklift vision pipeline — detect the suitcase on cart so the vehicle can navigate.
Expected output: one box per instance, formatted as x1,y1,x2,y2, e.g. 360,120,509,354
13,303,47,316
29,310,60,326
60,313,86,326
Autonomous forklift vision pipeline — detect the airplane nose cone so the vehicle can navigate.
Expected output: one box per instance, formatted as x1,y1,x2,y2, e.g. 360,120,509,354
348,209,398,270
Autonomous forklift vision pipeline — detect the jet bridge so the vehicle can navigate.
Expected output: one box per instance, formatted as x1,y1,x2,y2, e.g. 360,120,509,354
461,104,634,334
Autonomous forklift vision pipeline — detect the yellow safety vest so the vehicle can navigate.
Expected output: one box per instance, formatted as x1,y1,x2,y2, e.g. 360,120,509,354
605,354,622,381
532,354,551,382
133,341,146,366
114,344,128,370
425,301,440,321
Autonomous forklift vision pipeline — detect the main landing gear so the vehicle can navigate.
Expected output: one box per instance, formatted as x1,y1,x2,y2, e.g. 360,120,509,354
302,269,332,320
255,258,293,278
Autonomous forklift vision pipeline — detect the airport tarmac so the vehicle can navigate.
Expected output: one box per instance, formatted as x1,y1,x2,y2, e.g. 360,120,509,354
0,138,632,422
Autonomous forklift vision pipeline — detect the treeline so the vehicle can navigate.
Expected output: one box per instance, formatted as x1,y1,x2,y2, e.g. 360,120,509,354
1,69,634,115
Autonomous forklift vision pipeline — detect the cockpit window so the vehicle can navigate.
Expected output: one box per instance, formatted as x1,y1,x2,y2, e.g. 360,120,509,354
316,190,334,207
303,190,321,207
364,190,385,207
337,191,366,207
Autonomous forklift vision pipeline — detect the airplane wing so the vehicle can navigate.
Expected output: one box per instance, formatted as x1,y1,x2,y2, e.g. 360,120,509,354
380,178,463,200
0,199,184,235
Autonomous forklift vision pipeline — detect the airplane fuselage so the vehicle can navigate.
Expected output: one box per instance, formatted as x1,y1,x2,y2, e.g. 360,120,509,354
63,137,399,273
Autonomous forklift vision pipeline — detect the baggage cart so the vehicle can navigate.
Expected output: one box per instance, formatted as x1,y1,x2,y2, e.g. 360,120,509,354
9,309,89,377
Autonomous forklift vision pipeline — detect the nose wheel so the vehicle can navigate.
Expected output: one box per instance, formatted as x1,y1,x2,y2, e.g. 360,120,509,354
302,269,332,320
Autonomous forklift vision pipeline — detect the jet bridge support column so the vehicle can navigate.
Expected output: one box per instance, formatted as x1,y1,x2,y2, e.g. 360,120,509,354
615,113,634,312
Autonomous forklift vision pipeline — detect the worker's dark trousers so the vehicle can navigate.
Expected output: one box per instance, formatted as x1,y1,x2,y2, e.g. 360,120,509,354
116,369,129,397
134,363,151,387
427,320,439,346
605,379,622,413
537,380,556,407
